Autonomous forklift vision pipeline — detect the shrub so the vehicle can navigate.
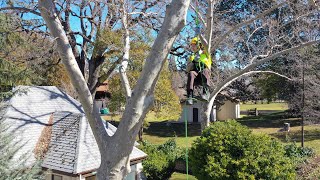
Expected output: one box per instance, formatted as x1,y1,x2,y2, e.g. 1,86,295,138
140,139,182,180
284,143,315,164
189,120,296,180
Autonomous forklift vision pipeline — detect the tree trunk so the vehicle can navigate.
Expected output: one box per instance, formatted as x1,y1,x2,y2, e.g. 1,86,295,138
39,0,190,179
200,102,210,131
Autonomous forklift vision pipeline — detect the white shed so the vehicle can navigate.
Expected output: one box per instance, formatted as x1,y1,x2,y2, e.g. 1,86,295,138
179,94,240,123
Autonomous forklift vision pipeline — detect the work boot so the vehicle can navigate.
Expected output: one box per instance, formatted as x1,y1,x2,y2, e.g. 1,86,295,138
200,92,210,101
186,90,193,105
200,86,210,101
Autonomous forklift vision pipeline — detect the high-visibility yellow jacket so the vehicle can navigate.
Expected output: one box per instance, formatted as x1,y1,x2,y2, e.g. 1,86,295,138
189,49,212,70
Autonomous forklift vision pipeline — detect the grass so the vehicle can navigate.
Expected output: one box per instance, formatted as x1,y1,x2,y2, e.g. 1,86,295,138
102,114,121,121
102,111,174,122
142,134,199,148
143,122,201,148
237,112,320,155
169,172,197,180
240,102,288,111
270,125,320,154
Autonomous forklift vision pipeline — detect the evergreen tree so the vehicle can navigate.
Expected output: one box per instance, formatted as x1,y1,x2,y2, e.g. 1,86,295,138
0,103,43,179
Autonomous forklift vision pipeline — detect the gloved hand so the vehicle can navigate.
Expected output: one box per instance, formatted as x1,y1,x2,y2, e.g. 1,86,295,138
195,26,201,36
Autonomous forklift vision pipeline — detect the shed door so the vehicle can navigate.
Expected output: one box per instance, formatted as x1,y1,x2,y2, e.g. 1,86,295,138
193,108,199,122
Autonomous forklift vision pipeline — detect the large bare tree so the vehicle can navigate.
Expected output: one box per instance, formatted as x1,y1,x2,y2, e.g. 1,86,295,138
180,0,320,129
37,0,190,179
1,0,167,96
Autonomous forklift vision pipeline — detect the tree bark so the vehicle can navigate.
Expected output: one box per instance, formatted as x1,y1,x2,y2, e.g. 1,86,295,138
119,0,132,99
39,0,190,179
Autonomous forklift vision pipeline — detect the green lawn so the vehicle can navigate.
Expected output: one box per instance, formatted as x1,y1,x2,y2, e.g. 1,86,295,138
142,122,201,148
240,102,288,111
169,172,197,180
237,112,320,155
102,111,173,122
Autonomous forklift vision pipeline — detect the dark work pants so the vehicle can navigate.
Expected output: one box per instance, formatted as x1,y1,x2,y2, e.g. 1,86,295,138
187,68,211,95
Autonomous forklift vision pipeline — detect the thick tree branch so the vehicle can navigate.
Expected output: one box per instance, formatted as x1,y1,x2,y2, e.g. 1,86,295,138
250,71,293,80
119,0,132,99
205,0,219,51
114,0,191,164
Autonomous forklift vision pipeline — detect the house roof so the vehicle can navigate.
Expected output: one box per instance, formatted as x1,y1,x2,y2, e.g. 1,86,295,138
96,80,108,92
2,86,146,174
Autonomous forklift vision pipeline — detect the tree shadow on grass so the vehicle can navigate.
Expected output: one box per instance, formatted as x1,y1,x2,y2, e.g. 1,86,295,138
270,128,320,143
237,112,320,143
237,112,301,129
144,122,202,138
108,121,202,138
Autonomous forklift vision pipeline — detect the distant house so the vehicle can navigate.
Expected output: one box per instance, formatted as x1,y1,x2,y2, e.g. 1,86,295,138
94,80,111,113
2,86,146,180
216,96,241,121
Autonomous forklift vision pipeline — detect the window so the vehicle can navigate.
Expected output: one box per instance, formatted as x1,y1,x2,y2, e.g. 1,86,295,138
52,174,62,180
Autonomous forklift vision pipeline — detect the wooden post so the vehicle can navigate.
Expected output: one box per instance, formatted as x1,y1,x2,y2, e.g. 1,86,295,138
254,108,259,116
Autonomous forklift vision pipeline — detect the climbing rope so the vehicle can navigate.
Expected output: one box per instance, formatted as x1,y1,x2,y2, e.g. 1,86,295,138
183,1,205,179
184,103,189,179
194,0,210,97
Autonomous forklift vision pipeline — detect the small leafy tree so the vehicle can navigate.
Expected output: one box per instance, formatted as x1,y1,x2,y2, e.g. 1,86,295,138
189,120,296,180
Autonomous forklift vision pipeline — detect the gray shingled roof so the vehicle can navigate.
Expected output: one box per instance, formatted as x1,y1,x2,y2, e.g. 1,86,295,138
2,86,147,174
42,112,82,173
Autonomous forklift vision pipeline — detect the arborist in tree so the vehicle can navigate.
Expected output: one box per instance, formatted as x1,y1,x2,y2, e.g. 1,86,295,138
186,37,212,105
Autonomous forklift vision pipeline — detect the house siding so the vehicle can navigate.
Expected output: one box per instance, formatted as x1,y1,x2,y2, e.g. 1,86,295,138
45,172,78,180
181,102,202,122
76,163,144,180
217,100,240,120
